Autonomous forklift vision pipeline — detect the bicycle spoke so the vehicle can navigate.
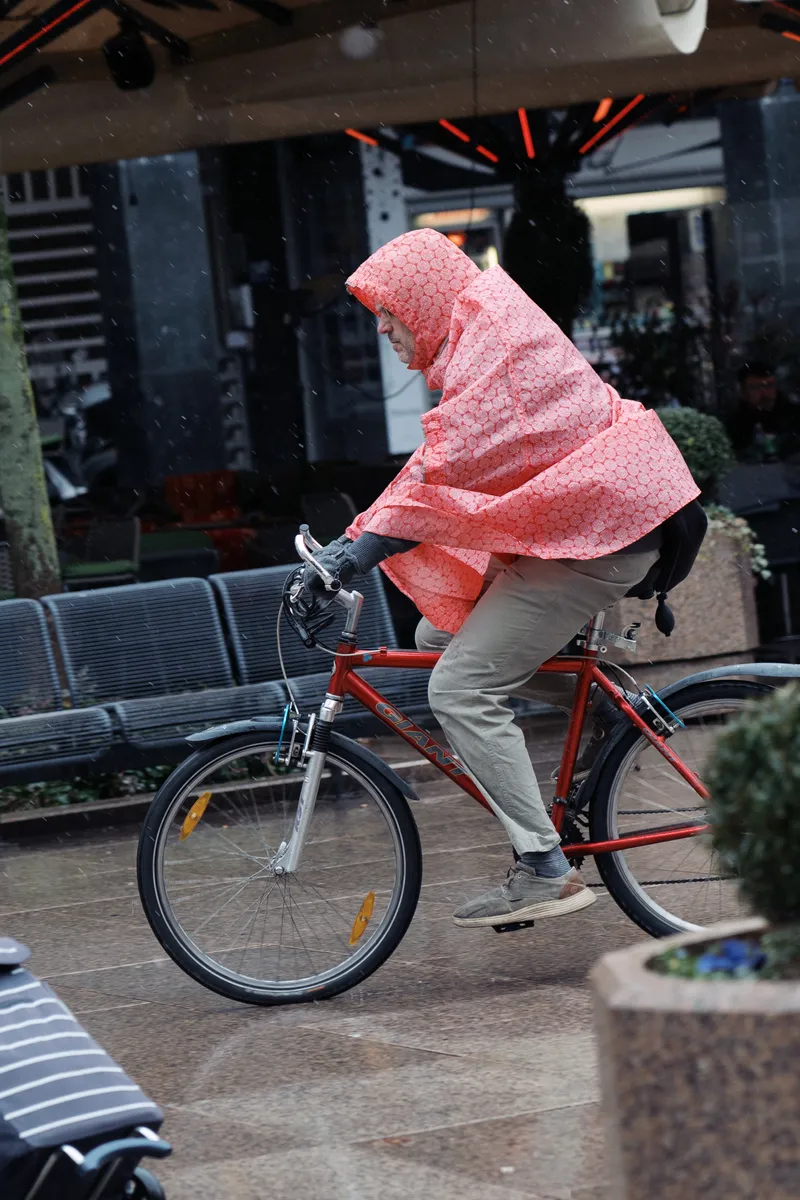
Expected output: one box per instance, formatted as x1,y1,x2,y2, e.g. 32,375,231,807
597,690,763,933
280,881,324,978
289,874,358,955
186,869,269,940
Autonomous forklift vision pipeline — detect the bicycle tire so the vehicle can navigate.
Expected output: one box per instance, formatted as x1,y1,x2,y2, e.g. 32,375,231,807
589,680,773,937
137,732,422,1005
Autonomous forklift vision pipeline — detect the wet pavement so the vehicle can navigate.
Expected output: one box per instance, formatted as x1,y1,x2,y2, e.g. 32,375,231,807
0,719,646,1200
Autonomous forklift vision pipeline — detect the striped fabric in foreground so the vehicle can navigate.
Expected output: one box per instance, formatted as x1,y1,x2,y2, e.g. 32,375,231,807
0,937,162,1174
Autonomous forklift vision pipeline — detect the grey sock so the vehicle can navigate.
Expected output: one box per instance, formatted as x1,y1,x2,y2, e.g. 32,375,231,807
520,846,570,878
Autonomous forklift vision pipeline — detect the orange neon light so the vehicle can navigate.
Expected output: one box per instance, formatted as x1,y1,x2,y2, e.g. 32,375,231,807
593,97,613,123
579,93,646,155
517,108,535,159
345,128,378,147
439,118,471,143
476,144,499,163
0,0,95,67
781,27,800,42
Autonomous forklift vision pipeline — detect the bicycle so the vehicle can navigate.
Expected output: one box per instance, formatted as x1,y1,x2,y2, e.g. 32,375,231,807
137,526,788,1005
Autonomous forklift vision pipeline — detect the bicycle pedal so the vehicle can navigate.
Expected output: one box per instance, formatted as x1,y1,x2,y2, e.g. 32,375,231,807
492,919,536,934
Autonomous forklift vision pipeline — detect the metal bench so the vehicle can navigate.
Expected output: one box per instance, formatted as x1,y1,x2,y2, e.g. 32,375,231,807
0,601,111,783
211,566,433,730
0,565,554,788
43,580,284,756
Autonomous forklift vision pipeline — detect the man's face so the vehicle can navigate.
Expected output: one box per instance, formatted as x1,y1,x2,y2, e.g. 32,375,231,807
377,307,415,366
742,373,777,410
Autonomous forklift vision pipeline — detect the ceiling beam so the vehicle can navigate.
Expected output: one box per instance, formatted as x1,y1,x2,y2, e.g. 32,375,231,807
402,119,511,175
0,63,54,110
0,0,104,78
190,0,469,62
106,0,192,61
760,10,800,40
231,0,292,26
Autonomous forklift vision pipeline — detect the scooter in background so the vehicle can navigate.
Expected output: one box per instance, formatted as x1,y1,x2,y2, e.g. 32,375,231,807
38,379,117,504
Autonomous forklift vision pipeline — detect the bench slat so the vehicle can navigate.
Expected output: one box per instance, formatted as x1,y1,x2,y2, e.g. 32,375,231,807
112,681,286,751
0,601,62,718
0,709,112,777
211,566,398,685
43,580,234,705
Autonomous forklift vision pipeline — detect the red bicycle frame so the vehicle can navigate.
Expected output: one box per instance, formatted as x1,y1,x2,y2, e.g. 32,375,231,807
326,625,709,860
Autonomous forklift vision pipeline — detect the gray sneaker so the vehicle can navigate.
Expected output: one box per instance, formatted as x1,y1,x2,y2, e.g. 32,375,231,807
452,863,596,928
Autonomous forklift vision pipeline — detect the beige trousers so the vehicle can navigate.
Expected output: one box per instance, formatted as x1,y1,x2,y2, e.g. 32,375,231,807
415,550,660,854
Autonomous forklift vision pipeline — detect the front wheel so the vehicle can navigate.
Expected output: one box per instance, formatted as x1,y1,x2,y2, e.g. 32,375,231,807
137,733,422,1005
589,680,773,937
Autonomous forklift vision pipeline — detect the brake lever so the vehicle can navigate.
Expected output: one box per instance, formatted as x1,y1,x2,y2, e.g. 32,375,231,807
283,597,316,649
294,530,341,593
299,523,324,554
283,568,337,648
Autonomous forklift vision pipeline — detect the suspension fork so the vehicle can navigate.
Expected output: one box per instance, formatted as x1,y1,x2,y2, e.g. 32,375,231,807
271,694,340,874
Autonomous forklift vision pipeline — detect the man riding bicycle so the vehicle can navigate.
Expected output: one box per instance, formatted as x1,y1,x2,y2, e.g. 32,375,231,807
301,228,700,930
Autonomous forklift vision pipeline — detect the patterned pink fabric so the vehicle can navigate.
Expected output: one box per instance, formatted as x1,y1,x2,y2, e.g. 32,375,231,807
346,229,700,634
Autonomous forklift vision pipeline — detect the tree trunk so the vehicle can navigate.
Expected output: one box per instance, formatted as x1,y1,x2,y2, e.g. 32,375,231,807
0,195,60,599
503,169,594,338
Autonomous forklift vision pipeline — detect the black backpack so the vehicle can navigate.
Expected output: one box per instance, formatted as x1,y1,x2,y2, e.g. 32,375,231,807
626,499,708,636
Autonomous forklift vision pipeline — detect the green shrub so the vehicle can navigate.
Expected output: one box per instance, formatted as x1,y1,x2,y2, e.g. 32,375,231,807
703,504,771,581
0,765,173,814
657,407,735,493
708,683,800,972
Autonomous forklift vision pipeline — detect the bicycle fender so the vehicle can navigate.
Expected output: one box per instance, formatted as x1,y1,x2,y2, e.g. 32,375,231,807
186,719,419,803
658,662,797,699
187,717,284,745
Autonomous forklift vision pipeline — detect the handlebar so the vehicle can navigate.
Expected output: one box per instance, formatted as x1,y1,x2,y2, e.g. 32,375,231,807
287,525,364,646
294,525,342,593
294,524,362,611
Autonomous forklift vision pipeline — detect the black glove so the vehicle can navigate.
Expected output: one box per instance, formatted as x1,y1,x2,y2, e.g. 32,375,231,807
301,535,358,603
299,531,417,607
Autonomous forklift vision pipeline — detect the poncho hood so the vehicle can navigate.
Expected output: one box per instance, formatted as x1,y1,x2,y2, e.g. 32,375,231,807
346,228,481,371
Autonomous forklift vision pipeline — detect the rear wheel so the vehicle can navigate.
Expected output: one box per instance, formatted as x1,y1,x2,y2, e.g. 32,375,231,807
589,681,773,937
137,733,422,1004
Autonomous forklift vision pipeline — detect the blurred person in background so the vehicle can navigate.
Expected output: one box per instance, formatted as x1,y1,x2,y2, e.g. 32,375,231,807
726,360,800,462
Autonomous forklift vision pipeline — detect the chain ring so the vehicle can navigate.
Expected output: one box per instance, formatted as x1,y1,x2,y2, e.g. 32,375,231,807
560,812,588,868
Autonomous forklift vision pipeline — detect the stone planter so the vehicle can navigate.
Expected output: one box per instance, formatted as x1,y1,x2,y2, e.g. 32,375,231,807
611,527,759,667
591,918,800,1200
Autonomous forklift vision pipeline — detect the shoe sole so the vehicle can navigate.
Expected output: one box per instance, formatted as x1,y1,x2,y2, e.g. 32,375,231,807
452,886,597,929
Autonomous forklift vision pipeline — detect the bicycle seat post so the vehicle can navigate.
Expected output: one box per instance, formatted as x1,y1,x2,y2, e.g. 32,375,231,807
583,611,605,655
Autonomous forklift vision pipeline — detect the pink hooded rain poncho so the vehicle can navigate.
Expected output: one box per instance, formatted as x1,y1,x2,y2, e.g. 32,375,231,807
346,229,699,634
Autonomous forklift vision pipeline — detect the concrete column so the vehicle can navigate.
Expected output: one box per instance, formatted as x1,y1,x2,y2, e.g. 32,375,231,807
718,84,800,345
278,135,387,464
88,152,224,486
